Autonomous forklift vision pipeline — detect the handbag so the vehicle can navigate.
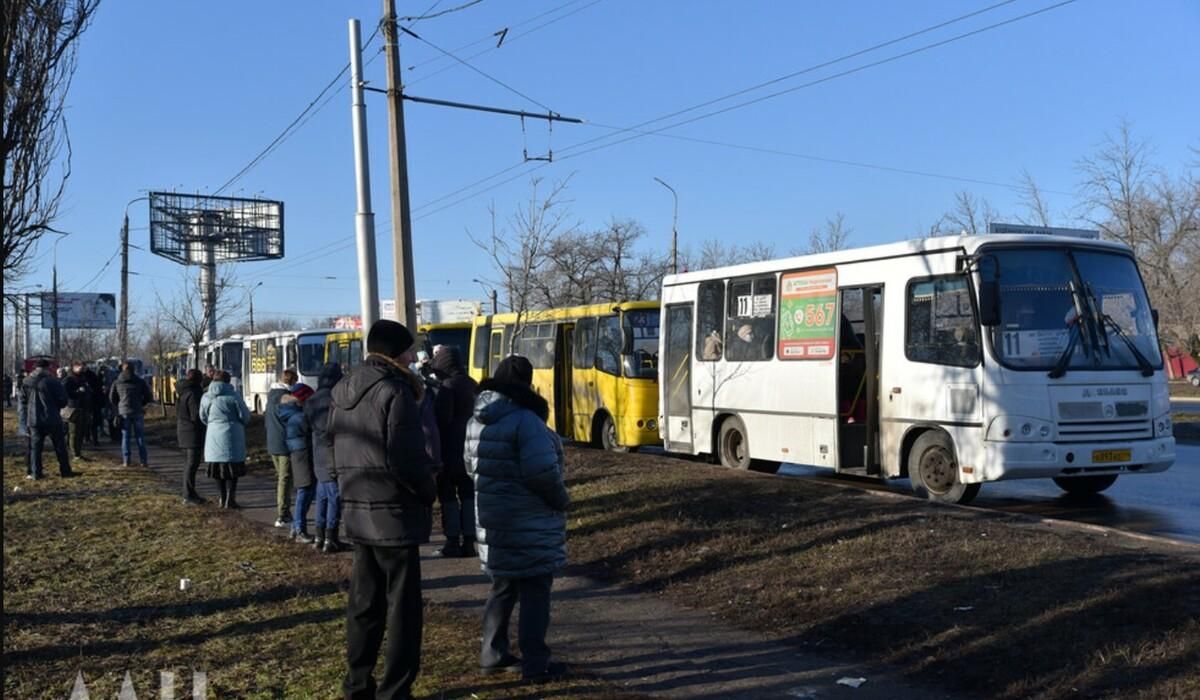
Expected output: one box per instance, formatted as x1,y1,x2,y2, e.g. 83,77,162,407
61,406,77,421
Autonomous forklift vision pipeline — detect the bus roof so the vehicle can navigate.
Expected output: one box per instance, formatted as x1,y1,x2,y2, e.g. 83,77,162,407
663,233,1133,287
473,300,659,327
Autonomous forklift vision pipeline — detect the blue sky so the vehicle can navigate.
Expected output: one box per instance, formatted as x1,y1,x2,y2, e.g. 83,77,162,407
24,0,1200,331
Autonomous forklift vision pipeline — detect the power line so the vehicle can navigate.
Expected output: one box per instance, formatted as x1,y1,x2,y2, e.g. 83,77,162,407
400,0,484,22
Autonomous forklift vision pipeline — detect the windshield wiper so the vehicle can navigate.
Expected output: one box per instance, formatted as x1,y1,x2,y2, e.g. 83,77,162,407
1081,283,1154,377
1083,283,1111,357
1048,280,1091,379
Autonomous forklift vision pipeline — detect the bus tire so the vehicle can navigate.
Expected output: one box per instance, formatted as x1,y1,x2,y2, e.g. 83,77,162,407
908,431,980,504
599,414,630,453
1053,475,1118,495
717,416,752,470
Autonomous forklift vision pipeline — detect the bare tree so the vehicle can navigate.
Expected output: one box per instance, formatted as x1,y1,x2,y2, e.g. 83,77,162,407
470,177,576,348
929,190,1000,236
799,212,852,254
687,239,777,270
1017,169,1053,227
2,0,101,282
154,266,244,367
1078,120,1200,347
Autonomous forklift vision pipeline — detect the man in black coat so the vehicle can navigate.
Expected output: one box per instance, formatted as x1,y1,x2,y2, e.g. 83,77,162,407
63,362,92,461
306,361,346,552
176,369,207,504
22,358,74,479
430,345,479,557
83,365,104,446
328,320,437,700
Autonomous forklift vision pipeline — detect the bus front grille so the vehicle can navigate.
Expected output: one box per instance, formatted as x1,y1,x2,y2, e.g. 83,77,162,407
1055,419,1152,442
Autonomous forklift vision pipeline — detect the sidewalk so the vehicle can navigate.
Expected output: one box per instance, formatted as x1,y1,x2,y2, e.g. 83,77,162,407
116,438,951,699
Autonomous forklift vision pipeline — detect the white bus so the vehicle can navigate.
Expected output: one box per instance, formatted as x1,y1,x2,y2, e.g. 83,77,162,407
244,328,337,412
658,232,1175,503
191,337,247,396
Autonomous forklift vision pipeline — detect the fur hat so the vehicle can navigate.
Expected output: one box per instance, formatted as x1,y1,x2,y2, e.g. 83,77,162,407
493,355,534,387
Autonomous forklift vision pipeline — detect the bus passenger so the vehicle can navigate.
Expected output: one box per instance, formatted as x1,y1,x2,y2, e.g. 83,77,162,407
431,345,479,558
281,383,317,543
702,330,723,360
201,370,250,509
265,369,298,528
176,369,206,504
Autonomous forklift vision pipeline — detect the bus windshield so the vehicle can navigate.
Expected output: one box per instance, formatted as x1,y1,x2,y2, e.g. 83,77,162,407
297,336,326,376
988,248,1161,372
221,343,243,378
622,309,660,379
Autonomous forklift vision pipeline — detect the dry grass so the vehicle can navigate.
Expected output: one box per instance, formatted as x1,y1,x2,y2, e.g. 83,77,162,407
1173,412,1200,444
564,448,1200,700
2,413,644,700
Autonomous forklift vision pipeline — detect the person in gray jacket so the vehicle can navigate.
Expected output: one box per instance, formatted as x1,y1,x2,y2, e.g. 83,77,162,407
465,355,570,682
108,362,151,467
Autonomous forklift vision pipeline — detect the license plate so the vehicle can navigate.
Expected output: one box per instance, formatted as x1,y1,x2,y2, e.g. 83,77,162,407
1092,449,1131,464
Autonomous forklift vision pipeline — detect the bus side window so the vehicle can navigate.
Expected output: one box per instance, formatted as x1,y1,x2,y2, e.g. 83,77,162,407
595,316,621,375
472,325,491,372
696,280,725,361
725,276,776,362
573,317,597,369
489,326,509,374
906,276,979,367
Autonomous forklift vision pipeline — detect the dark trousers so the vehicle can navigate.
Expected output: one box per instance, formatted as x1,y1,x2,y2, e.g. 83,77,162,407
345,544,422,700
481,573,553,675
29,425,72,478
183,448,202,498
68,409,90,457
437,471,475,543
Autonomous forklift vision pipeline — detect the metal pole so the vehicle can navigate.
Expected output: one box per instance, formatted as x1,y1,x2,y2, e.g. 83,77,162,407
491,289,498,314
653,177,679,274
52,261,59,358
23,294,31,360
198,213,217,343
119,211,130,359
349,18,381,331
383,0,417,331
249,291,255,334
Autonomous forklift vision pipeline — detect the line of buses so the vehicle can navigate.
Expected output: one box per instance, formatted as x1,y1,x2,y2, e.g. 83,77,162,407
152,231,1177,504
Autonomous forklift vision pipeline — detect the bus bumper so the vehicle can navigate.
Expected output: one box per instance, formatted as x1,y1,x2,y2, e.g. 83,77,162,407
976,437,1175,482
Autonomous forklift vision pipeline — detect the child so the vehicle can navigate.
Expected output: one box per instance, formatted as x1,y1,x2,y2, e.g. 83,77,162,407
279,383,316,542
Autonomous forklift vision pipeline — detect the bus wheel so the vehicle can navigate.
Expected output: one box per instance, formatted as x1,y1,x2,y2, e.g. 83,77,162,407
1053,475,1118,495
600,414,630,453
908,431,980,504
718,417,752,470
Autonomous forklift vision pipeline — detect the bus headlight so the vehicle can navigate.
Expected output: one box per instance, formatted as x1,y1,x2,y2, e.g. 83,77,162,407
1155,415,1173,438
986,416,1055,442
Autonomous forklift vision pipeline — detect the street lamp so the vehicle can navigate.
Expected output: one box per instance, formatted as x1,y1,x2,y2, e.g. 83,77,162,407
653,177,679,274
247,281,263,334
121,195,150,360
472,278,498,314
50,231,71,358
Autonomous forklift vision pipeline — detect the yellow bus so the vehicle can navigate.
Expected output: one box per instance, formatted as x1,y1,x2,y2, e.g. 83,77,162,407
468,301,661,451
323,322,475,372
151,349,189,405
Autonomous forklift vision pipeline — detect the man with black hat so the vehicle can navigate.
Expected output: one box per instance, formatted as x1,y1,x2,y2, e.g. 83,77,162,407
328,319,438,700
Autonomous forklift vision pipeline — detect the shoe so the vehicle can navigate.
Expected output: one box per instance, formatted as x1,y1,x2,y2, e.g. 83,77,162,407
480,655,523,676
323,532,349,553
74,454,89,461
61,472,79,478
436,539,463,558
25,474,37,481
460,539,477,558
139,462,148,468
273,519,288,528
225,500,240,510
313,527,326,549
523,661,568,683
291,530,315,544
184,495,206,505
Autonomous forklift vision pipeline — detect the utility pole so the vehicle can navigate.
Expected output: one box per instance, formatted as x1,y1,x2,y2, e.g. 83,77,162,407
247,281,262,334
349,18,381,331
51,260,60,358
490,289,498,314
382,0,417,331
119,210,129,359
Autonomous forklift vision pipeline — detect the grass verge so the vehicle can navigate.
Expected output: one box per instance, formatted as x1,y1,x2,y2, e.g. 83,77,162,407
563,448,1200,700
2,412,641,699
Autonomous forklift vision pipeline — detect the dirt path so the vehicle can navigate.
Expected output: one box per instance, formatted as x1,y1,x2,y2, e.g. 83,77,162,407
114,435,952,699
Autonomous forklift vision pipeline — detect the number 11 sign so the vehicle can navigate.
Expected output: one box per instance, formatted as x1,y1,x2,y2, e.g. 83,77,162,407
778,268,838,360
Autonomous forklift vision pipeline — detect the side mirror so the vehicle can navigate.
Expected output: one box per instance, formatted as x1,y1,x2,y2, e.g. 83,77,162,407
976,256,1000,327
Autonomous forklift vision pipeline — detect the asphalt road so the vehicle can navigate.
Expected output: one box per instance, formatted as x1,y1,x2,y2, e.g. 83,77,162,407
781,441,1200,544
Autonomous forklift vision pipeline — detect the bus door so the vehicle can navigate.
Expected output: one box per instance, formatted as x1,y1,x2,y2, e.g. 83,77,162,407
663,304,694,452
554,324,574,438
571,317,599,442
836,286,883,474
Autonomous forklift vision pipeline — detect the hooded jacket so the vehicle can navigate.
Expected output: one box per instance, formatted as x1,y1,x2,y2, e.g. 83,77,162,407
465,379,569,578
432,346,478,478
263,382,291,456
108,369,150,417
304,362,343,483
23,368,68,430
327,355,438,547
175,377,206,449
200,381,251,463
279,394,314,488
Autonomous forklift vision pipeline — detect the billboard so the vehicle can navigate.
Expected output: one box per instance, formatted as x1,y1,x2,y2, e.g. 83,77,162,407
777,269,838,360
40,293,117,329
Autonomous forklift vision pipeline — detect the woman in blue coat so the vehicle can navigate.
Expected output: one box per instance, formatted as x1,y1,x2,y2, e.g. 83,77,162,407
200,371,251,509
465,355,570,682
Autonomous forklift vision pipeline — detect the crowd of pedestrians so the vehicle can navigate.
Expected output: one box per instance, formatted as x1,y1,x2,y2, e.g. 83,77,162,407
11,358,148,480
7,318,573,699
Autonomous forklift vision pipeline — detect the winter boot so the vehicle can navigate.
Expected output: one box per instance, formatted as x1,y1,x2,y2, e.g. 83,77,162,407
323,528,349,553
460,537,477,558
225,479,240,510
436,536,463,558
291,529,315,544
313,527,326,550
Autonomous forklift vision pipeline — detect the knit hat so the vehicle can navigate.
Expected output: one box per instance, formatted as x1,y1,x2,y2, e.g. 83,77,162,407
366,319,415,358
493,355,534,387
291,383,315,402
